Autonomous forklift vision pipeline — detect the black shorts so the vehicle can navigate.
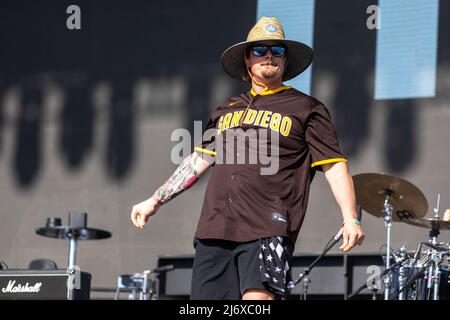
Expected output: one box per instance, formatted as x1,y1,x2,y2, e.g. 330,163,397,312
190,236,294,300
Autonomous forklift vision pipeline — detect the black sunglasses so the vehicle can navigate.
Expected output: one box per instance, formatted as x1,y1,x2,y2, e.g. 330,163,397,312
250,45,286,57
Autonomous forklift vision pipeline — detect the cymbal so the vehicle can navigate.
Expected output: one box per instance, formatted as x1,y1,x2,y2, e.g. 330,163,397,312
403,218,450,231
36,226,112,240
352,173,428,222
444,209,450,222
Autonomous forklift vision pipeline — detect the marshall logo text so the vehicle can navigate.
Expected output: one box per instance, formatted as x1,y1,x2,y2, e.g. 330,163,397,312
1,280,42,293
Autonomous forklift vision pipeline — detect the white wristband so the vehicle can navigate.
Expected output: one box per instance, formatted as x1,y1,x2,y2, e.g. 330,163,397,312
343,218,361,226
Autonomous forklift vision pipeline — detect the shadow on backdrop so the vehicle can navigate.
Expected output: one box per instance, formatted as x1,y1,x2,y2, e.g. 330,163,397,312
313,0,375,159
105,77,135,181
59,74,95,170
13,77,43,188
383,0,450,173
384,102,417,173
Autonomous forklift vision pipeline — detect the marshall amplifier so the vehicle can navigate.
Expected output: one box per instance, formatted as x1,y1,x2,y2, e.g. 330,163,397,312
0,269,91,300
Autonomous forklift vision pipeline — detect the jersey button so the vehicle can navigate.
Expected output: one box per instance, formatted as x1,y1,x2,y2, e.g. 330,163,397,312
228,197,233,203
230,174,235,180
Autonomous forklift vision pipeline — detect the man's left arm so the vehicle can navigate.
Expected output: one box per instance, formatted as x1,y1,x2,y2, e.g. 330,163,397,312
322,161,365,252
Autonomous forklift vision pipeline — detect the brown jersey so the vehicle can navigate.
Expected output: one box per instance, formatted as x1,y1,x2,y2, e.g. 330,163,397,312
194,86,346,243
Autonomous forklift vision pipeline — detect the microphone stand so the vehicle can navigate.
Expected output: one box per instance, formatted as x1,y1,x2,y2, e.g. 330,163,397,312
294,228,344,300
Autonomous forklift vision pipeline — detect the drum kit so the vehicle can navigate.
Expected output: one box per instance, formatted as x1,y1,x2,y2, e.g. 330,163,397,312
352,173,450,300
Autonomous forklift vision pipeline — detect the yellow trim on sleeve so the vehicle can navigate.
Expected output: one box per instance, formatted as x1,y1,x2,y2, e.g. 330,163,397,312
311,158,347,168
250,85,292,96
229,101,242,106
194,147,216,156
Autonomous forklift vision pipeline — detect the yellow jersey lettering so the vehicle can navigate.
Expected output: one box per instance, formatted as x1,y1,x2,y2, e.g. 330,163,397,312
280,117,292,136
244,109,258,124
222,113,232,131
230,111,244,128
218,108,293,136
253,110,265,126
269,113,282,132
217,115,224,133
259,111,272,128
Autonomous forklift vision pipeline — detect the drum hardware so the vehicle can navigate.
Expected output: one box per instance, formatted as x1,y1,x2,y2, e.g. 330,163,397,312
351,172,450,300
397,264,407,300
430,194,442,246
430,250,443,300
347,255,408,300
389,265,426,300
382,191,394,300
385,246,422,300
36,212,111,269
114,264,174,300
415,250,430,267
388,249,449,300
398,195,450,300
388,233,449,299
352,173,428,300
391,248,446,301
385,244,436,300
114,271,158,300
395,246,409,300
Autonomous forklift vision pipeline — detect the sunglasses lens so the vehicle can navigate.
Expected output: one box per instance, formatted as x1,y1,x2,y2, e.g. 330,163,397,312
252,46,268,57
271,46,286,57
251,45,286,57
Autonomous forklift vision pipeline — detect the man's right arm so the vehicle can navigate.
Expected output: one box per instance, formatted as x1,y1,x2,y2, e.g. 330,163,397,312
130,151,212,229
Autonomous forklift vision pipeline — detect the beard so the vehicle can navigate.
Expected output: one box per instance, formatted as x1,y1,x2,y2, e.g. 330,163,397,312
261,69,278,78
260,62,279,79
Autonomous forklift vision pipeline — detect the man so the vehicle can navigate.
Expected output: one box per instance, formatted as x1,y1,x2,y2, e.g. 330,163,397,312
131,17,364,300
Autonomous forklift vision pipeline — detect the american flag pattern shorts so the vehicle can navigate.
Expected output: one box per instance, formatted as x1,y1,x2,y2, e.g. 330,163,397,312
258,236,295,297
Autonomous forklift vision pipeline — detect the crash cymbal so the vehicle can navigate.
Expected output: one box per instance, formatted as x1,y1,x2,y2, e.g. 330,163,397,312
403,218,450,231
36,226,112,240
352,173,428,222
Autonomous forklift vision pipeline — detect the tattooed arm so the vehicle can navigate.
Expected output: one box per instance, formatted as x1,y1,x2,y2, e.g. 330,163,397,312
131,151,211,229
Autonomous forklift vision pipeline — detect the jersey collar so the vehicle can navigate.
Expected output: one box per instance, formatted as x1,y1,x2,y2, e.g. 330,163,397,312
250,85,292,97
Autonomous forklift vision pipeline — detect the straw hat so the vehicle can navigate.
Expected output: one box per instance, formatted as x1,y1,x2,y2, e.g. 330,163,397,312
221,16,314,82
